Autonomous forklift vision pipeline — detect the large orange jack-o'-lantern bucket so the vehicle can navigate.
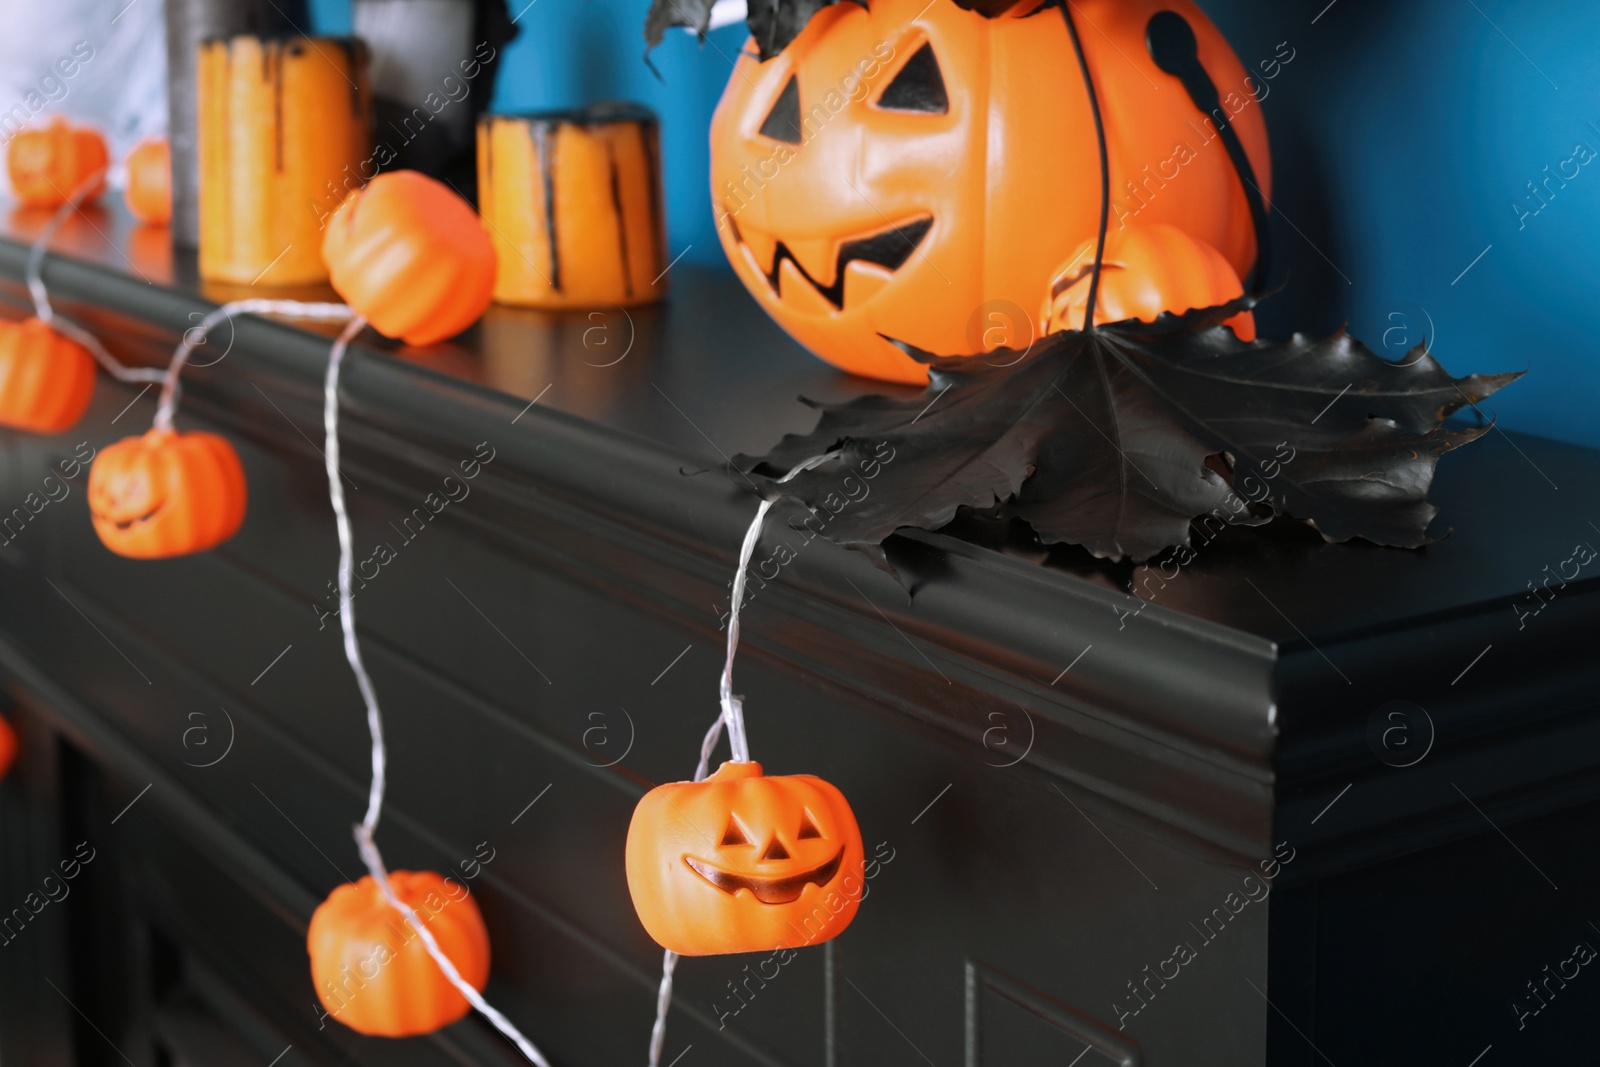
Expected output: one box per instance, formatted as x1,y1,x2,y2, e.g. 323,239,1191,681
709,0,1270,383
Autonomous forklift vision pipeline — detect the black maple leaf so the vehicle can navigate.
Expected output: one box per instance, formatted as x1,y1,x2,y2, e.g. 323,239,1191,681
739,299,1520,565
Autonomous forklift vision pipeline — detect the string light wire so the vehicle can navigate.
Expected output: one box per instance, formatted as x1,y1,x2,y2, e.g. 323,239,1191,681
24,160,560,1064
321,316,554,1067
647,450,833,1067
24,168,164,385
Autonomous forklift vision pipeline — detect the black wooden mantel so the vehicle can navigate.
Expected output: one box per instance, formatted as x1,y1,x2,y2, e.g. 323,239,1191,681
0,203,1596,1067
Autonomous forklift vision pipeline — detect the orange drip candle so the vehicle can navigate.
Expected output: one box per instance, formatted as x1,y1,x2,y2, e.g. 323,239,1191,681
198,35,371,286
477,105,668,309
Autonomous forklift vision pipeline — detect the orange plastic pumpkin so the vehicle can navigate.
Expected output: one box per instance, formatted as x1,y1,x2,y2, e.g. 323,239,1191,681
124,138,172,226
308,871,490,1036
0,714,16,781
0,318,96,433
626,760,865,956
6,118,108,208
1043,223,1255,340
710,0,1269,382
87,428,247,558
321,170,496,346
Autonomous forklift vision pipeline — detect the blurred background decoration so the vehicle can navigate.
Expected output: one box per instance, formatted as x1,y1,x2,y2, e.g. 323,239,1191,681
0,0,1596,444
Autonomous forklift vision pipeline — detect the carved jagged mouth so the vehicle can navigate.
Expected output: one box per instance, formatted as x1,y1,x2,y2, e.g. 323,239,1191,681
96,505,162,532
684,848,844,905
730,213,934,310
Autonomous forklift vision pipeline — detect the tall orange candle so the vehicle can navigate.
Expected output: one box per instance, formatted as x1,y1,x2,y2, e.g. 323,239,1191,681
198,35,371,286
477,105,667,309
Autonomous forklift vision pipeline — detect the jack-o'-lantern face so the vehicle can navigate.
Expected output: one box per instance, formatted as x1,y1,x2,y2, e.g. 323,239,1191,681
626,760,865,955
93,461,166,530
88,428,248,559
710,0,1269,383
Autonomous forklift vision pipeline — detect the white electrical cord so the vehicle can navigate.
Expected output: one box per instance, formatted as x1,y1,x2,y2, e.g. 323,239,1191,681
646,450,834,1067
23,168,164,386
322,316,554,1067
23,159,559,1062
152,300,353,432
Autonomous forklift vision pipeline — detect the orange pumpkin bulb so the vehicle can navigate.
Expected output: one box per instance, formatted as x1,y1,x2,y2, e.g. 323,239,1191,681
626,760,866,956
709,0,1268,383
1043,223,1255,340
0,318,96,433
6,118,108,208
308,871,490,1037
321,170,496,346
87,428,247,559
124,138,172,226
0,714,16,782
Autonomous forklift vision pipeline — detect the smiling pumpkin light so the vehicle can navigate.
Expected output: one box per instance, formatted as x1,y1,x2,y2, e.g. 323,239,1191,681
627,760,865,956
87,428,246,559
710,0,1269,382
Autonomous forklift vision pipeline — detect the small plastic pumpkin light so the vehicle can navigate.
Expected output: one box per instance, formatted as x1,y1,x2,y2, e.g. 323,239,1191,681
626,760,866,956
308,871,490,1037
321,170,496,346
0,318,96,433
87,428,247,558
1042,223,1255,341
124,138,172,225
6,118,109,208
0,714,16,781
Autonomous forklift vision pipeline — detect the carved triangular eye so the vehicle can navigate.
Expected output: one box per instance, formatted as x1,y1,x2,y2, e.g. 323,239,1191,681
721,818,750,847
759,74,803,144
762,838,791,861
797,813,823,840
876,43,948,115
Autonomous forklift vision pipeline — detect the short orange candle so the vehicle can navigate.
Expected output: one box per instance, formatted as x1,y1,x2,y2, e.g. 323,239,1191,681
198,35,371,286
477,105,667,309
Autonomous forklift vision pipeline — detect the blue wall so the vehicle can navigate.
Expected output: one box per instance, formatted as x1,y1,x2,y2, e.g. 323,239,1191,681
309,0,743,269
311,0,1600,448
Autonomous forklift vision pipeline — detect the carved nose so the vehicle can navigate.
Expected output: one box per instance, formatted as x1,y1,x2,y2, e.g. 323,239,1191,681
761,838,790,861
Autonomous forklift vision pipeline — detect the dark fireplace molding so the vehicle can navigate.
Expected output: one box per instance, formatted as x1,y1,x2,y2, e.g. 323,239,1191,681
0,207,1596,1066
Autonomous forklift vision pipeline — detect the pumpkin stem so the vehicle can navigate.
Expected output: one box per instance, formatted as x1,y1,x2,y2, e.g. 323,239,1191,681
1058,0,1110,333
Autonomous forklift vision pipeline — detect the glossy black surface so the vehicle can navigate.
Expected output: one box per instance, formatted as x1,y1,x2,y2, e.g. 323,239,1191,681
9,201,1593,646
0,203,1595,1066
